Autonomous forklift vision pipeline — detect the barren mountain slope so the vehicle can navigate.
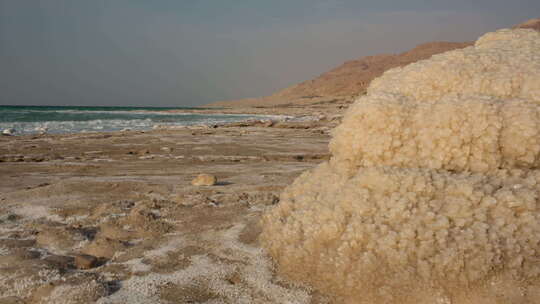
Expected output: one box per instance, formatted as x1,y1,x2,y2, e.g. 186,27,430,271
208,42,471,108
271,42,472,98
207,18,539,108
514,18,540,31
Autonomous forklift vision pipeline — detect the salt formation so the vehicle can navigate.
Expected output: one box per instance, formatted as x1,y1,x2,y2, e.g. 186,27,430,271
261,29,540,303
2,128,15,136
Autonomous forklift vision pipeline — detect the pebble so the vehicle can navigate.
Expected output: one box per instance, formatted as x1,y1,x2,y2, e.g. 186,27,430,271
191,174,218,186
74,254,99,269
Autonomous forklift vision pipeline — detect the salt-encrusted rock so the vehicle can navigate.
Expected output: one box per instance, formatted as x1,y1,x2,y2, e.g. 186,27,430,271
35,127,48,135
74,254,99,269
261,29,540,304
2,128,15,136
191,174,217,186
260,119,274,127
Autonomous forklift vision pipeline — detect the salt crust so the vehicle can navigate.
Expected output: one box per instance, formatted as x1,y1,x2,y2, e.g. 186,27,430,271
98,225,310,304
0,268,62,299
44,279,108,304
261,29,540,303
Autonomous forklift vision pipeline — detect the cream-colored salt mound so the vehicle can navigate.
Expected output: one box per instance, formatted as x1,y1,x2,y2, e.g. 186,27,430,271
260,28,540,304
331,29,540,173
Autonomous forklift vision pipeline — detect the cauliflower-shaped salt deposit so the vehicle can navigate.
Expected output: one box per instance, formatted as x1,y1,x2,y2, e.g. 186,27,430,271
261,29,540,304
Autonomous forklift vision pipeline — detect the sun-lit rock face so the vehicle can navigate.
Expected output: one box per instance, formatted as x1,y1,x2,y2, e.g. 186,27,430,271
260,29,540,304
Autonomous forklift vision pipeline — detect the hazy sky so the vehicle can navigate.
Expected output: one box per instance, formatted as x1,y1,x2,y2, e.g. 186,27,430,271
1,1,539,107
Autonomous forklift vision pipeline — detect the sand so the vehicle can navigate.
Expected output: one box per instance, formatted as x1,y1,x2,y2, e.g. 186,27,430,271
0,102,345,303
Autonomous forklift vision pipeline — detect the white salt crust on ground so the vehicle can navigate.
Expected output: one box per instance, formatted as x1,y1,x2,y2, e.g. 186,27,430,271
261,29,540,303
98,225,311,304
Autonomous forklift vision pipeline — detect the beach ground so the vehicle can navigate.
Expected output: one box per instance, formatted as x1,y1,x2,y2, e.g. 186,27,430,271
0,103,346,304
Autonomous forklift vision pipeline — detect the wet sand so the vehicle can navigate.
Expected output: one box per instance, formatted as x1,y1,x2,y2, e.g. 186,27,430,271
0,103,346,303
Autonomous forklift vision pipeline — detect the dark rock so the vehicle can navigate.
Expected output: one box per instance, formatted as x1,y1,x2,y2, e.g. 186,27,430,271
74,254,99,269
44,254,75,270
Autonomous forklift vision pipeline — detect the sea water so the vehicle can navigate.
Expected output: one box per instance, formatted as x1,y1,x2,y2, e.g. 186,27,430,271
0,105,282,135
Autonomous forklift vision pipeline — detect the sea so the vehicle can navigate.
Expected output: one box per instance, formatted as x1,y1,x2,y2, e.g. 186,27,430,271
0,105,283,135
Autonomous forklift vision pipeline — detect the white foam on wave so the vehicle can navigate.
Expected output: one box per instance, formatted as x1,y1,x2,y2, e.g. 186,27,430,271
0,114,289,135
38,109,194,116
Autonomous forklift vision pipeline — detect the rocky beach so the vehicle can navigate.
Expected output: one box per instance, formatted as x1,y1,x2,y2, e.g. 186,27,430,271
0,102,345,303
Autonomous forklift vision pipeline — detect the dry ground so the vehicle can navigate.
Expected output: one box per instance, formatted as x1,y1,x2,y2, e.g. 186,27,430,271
0,119,339,303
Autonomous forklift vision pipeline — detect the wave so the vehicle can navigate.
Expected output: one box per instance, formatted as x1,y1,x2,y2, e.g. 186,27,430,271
0,114,288,135
0,106,270,117
1,109,198,116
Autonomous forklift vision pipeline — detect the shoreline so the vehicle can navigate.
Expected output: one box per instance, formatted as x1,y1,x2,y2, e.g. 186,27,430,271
1,100,350,137
0,104,345,303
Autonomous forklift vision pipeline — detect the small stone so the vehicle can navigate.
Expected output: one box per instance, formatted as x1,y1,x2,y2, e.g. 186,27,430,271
74,254,99,269
261,120,274,127
2,128,15,136
191,174,217,186
138,149,150,155
226,272,242,285
6,214,20,221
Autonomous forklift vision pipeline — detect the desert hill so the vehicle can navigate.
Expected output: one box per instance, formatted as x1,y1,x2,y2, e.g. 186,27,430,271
514,18,540,31
207,18,539,108
207,41,470,108
272,42,472,97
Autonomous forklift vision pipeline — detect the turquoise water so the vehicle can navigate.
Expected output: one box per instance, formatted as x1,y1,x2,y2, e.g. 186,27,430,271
0,105,279,135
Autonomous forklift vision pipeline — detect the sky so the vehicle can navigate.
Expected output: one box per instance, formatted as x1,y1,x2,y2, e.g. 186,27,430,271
1,1,539,107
